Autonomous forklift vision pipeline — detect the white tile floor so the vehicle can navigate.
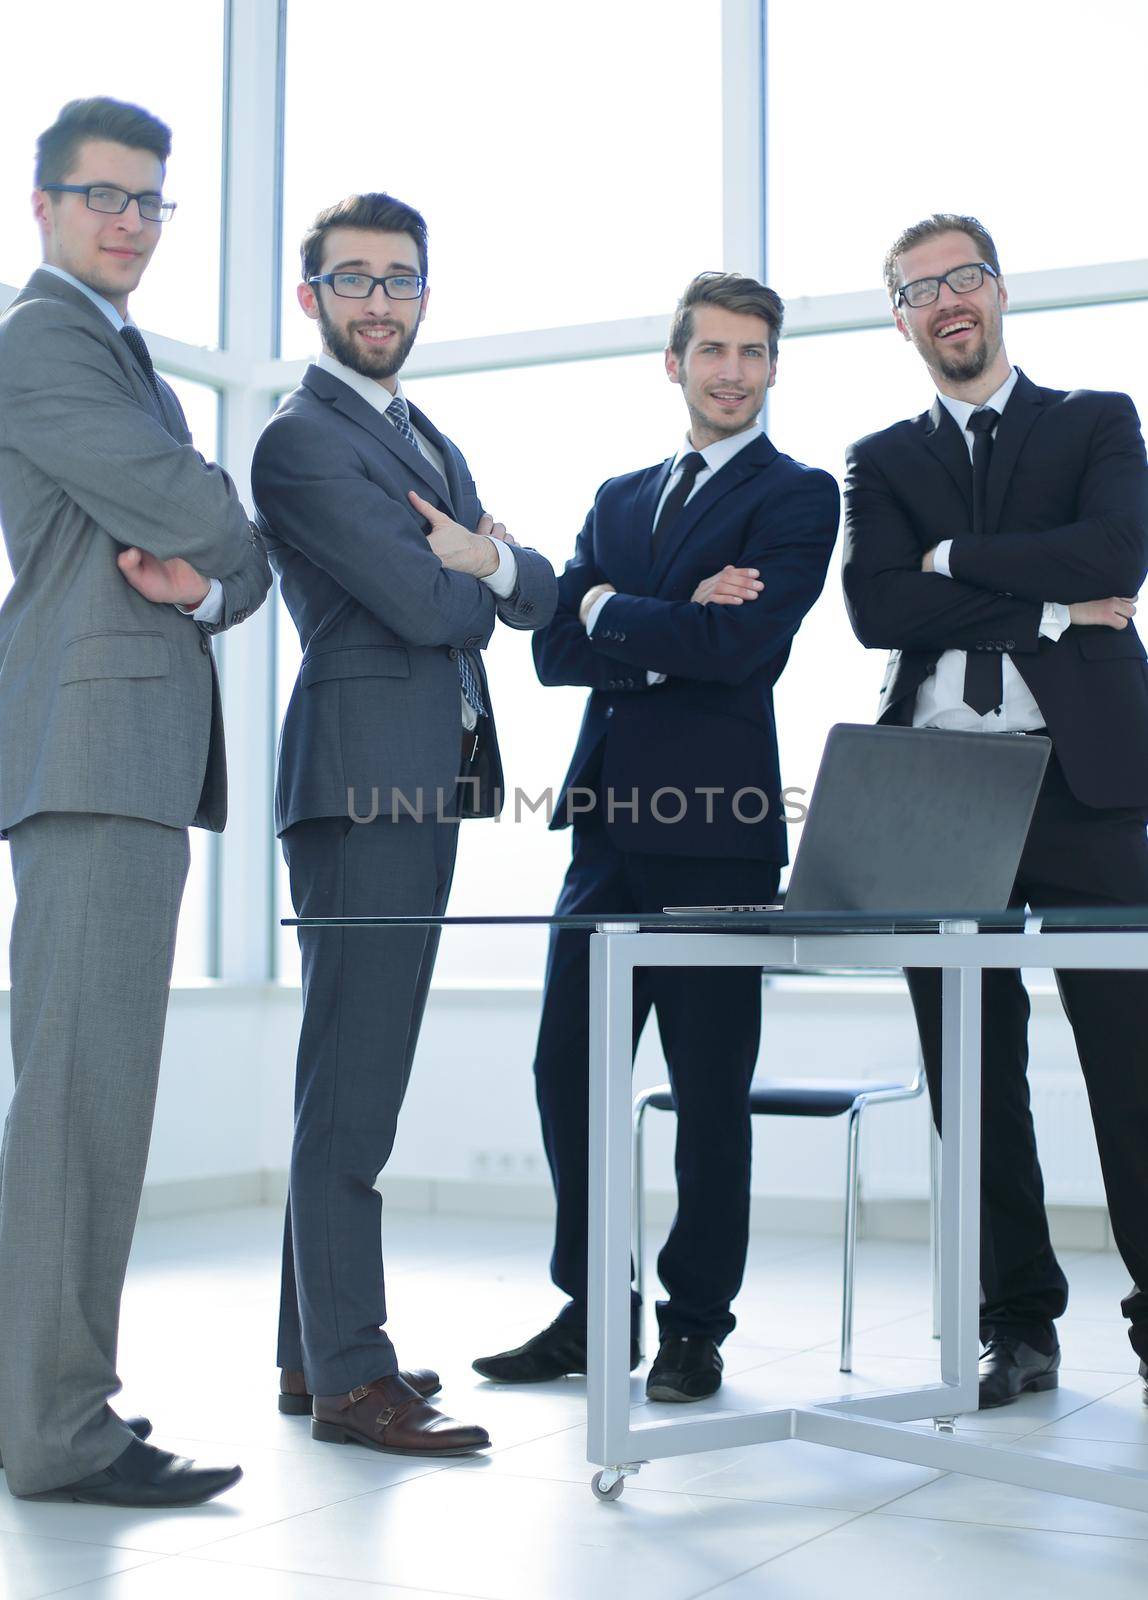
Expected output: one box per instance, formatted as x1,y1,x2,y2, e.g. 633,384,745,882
3,1205,1148,1598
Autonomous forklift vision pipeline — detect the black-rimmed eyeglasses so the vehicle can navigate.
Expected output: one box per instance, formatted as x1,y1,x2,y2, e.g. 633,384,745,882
40,184,177,223
308,271,427,301
894,261,998,309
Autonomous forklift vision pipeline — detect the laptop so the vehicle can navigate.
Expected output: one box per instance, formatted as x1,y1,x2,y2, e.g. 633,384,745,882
666,723,1051,917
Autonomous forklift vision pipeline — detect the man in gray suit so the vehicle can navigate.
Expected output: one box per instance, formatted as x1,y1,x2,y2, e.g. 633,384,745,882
253,192,556,1456
0,97,270,1503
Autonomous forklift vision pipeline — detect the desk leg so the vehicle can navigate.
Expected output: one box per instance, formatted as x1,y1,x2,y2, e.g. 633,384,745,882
938,963,981,1414
587,933,642,1483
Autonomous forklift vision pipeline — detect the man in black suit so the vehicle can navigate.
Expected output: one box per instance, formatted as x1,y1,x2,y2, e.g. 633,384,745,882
843,212,1148,1407
474,272,840,1402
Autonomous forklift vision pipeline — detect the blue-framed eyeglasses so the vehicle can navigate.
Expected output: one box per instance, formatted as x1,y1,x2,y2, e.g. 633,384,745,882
40,183,176,223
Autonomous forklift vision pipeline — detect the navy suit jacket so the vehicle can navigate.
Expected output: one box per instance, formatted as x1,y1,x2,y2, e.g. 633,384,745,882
534,434,840,861
843,371,1148,810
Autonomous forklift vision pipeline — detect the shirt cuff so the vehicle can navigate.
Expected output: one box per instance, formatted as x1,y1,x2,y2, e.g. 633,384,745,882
584,591,614,635
179,578,223,624
646,670,667,685
480,538,518,599
932,539,953,578
1040,601,1071,640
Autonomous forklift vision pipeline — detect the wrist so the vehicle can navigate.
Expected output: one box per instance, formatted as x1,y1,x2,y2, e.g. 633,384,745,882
476,535,500,578
178,580,212,611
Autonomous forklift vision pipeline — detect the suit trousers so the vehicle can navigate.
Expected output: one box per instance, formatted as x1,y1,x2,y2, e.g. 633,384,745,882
906,748,1148,1360
278,806,459,1395
535,807,780,1343
0,812,189,1495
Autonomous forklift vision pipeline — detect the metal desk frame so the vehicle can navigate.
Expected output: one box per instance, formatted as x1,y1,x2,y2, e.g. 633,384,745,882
585,922,1148,1509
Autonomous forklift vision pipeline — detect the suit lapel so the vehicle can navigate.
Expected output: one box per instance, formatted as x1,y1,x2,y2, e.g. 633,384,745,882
302,366,453,509
922,399,973,518
984,369,1044,534
19,268,177,437
649,435,778,589
406,400,461,515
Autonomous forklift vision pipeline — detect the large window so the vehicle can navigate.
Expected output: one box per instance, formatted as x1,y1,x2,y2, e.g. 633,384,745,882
0,2,227,347
766,0,1148,301
279,0,723,353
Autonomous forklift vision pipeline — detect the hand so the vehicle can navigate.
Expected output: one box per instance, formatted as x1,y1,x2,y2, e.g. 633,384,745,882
579,581,616,627
117,548,211,608
477,511,518,546
1068,596,1138,629
921,547,938,573
409,491,499,577
691,566,763,606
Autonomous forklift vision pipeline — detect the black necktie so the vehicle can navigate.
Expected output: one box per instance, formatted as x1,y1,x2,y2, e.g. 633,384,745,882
651,450,707,558
962,407,1002,715
119,324,163,405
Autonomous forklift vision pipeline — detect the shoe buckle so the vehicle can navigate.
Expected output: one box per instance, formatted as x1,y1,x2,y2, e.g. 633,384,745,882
375,1405,398,1429
348,1384,370,1404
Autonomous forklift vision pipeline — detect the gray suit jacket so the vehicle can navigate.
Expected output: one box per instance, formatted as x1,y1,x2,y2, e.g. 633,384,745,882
252,363,557,830
0,269,271,833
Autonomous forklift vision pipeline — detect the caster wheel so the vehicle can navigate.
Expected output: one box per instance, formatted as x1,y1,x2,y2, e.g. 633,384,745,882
591,1470,624,1502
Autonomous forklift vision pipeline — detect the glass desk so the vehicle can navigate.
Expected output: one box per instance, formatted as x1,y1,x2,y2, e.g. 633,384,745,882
284,906,1148,1509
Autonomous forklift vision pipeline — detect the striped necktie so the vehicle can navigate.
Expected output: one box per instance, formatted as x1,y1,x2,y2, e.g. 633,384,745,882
387,395,486,718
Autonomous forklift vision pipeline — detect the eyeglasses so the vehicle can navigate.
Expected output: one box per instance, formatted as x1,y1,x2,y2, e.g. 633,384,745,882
894,260,998,309
40,183,177,223
308,271,426,300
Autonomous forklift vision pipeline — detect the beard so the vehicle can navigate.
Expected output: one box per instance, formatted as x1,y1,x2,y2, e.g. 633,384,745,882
319,304,419,381
927,312,1004,385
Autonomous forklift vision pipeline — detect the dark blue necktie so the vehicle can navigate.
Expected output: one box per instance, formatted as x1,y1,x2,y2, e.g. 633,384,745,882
652,450,707,557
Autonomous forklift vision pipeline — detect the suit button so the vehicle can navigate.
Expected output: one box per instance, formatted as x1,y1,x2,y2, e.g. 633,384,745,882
626,678,634,687
605,706,614,719
200,637,210,654
618,633,627,642
448,648,459,660
1007,640,1016,648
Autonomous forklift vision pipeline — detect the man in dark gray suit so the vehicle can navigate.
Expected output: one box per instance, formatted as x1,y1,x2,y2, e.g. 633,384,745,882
253,192,556,1457
0,98,270,1504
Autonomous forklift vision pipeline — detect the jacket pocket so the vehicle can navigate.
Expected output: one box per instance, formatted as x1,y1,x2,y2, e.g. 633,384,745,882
60,631,170,683
301,646,411,686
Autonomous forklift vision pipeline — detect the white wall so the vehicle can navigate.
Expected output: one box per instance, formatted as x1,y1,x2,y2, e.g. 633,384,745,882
0,974,1111,1247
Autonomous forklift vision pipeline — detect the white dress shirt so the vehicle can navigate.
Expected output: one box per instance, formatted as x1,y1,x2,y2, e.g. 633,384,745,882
585,423,763,684
315,352,517,728
912,367,1070,731
41,264,226,625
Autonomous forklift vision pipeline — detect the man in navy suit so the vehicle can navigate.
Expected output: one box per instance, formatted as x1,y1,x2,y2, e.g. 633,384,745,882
474,272,840,1401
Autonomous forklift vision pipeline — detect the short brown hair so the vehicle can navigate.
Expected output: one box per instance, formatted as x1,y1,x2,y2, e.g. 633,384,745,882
669,271,784,362
35,97,171,188
301,192,428,284
883,213,1001,301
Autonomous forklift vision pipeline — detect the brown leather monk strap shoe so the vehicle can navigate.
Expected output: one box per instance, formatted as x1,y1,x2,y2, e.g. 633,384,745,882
278,1365,441,1415
311,1373,490,1457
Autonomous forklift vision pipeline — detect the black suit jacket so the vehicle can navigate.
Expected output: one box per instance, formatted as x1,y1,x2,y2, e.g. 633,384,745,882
534,435,840,861
843,371,1148,809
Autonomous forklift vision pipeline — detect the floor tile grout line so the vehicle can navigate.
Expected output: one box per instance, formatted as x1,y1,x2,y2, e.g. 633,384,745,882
681,1508,873,1600
180,1544,501,1600
17,1547,171,1600
863,1504,1148,1545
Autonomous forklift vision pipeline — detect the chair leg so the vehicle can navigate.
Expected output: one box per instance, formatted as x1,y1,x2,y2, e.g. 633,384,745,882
840,1104,863,1373
631,1100,647,1361
929,1121,941,1341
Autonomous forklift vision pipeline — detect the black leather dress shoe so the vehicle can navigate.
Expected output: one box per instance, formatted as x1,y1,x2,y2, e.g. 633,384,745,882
0,1415,150,1471
646,1336,723,1402
473,1319,640,1383
978,1337,1060,1409
19,1437,242,1506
